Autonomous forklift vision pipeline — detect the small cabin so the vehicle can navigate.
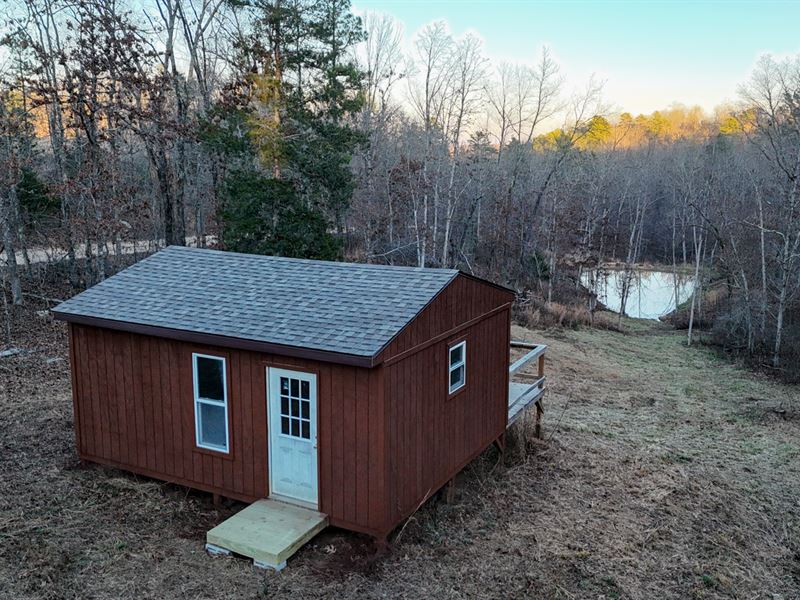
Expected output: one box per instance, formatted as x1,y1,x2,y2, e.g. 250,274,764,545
54,246,545,567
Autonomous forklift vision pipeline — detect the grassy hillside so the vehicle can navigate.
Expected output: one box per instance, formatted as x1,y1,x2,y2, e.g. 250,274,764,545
1,303,798,599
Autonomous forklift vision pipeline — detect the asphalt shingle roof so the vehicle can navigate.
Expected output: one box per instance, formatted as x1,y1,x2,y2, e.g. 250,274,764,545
53,246,459,357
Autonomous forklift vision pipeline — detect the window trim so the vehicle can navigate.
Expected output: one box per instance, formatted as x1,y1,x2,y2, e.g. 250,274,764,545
448,340,467,394
192,352,230,454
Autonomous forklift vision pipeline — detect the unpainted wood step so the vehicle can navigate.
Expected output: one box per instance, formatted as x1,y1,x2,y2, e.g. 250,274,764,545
206,498,328,570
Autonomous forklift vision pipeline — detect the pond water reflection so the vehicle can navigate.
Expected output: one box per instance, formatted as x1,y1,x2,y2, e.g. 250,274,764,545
581,268,696,320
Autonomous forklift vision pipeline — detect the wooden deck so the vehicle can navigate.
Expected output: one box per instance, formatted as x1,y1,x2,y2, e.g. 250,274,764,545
206,499,328,570
508,380,545,424
507,341,547,430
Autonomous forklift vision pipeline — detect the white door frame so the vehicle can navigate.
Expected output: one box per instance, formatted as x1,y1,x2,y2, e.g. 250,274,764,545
266,367,319,509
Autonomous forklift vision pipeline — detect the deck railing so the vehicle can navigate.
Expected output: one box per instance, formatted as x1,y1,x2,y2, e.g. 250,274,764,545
507,341,547,435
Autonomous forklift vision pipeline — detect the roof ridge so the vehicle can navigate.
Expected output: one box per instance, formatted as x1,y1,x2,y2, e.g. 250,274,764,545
164,245,460,275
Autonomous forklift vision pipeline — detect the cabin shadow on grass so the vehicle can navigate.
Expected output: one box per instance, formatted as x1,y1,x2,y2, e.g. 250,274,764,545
2,298,800,599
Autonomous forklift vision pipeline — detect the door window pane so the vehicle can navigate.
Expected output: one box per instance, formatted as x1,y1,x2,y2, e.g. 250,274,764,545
278,376,313,441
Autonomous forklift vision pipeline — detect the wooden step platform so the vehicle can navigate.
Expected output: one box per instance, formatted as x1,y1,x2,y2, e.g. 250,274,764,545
206,498,328,570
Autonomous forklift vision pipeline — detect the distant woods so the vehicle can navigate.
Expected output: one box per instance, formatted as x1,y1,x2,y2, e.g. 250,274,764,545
1,1,799,373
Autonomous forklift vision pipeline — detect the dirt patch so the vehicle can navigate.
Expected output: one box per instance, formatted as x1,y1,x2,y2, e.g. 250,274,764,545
2,298,799,599
737,397,797,425
296,529,382,582
628,393,658,408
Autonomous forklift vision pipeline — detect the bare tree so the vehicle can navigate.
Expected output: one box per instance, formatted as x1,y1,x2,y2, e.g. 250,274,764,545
406,21,453,267
739,55,800,367
441,34,487,266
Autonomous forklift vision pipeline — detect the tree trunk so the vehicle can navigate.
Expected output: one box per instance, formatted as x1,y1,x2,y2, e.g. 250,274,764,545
687,228,704,347
757,192,768,340
1,185,23,305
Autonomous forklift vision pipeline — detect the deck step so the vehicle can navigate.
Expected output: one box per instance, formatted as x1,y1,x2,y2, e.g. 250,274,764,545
206,499,328,570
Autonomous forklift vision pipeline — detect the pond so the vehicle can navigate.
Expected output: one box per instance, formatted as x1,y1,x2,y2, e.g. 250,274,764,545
581,268,696,320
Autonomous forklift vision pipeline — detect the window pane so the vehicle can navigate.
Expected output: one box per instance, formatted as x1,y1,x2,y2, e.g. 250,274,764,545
196,357,224,400
450,344,463,366
450,365,464,388
301,421,310,439
291,419,300,437
281,377,289,395
301,400,309,420
291,398,299,417
281,396,289,416
290,379,299,398
199,402,226,449
281,416,289,435
301,380,310,399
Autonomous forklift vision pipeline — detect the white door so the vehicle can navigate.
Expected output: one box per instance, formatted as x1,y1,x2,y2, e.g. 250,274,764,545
267,367,318,507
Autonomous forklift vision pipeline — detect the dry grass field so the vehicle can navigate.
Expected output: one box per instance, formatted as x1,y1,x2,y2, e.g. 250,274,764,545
1,300,798,599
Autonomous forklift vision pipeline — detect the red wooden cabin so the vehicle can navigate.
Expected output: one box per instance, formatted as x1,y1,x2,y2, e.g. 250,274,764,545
54,246,519,540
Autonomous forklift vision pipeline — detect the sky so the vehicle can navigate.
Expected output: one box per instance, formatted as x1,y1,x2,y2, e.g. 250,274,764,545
351,0,800,116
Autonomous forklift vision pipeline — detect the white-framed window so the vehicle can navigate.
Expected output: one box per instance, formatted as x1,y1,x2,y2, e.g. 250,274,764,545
192,353,229,453
448,340,466,394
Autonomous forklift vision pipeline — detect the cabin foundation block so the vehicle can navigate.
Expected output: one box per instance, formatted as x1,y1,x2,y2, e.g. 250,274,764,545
205,543,232,557
254,559,287,571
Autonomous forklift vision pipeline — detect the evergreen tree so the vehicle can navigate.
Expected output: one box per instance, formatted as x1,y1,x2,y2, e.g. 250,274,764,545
215,0,366,259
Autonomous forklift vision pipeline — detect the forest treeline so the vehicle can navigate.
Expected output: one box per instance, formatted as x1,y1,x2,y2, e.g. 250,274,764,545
1,0,798,375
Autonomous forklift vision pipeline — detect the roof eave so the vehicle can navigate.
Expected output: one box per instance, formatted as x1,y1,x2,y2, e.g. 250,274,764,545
53,311,376,368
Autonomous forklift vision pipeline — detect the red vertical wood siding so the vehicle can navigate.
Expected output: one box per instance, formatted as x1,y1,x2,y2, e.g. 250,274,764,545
382,306,511,529
377,274,512,531
68,323,388,536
